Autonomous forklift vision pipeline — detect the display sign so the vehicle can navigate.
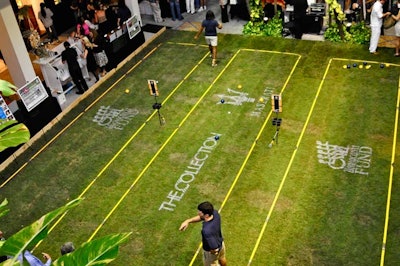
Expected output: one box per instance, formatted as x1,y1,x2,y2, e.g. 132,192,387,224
271,94,282,113
148,80,159,96
0,95,15,120
126,15,141,39
17,76,48,112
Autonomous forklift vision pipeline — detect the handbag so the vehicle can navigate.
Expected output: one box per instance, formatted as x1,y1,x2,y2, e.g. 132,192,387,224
94,50,108,67
384,16,396,29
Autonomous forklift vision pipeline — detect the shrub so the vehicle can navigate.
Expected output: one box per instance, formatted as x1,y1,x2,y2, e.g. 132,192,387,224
243,12,283,37
324,22,370,44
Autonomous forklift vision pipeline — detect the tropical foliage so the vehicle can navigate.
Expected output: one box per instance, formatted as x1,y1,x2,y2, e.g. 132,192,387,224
0,198,131,265
243,12,283,36
0,120,30,153
243,0,371,43
243,0,283,36
324,21,371,44
0,80,30,153
323,0,371,44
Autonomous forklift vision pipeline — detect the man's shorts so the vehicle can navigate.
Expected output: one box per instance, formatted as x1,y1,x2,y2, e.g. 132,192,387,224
203,241,226,266
205,36,218,47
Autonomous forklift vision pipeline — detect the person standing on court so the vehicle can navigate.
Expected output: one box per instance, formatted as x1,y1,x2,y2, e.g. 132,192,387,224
61,41,88,94
179,201,227,266
369,0,391,54
194,10,222,67
293,0,308,39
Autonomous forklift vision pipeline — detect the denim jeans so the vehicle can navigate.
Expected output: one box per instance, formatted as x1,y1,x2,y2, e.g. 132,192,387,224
169,0,183,20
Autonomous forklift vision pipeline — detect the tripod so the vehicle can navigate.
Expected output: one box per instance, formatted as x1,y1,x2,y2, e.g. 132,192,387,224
152,95,165,125
268,111,282,148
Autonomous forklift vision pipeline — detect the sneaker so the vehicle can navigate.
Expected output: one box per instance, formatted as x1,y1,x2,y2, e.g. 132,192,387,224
198,6,203,12
203,5,206,9
212,59,217,67
191,10,196,14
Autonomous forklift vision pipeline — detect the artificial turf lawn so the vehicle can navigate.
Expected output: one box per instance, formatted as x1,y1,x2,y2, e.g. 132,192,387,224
1,30,400,265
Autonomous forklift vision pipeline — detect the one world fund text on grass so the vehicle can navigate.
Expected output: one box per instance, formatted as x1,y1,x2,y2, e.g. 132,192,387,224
316,140,372,175
159,133,221,211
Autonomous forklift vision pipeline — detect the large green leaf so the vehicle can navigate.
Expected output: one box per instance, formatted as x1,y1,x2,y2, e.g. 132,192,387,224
0,199,9,219
0,198,82,262
0,120,30,152
53,233,132,266
0,259,19,266
0,80,17,97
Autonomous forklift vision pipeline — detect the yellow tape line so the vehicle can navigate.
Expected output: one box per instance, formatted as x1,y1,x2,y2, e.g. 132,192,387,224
380,75,400,266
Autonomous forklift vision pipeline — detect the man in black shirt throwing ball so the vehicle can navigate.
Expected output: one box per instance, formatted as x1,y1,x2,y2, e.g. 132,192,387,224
180,201,227,266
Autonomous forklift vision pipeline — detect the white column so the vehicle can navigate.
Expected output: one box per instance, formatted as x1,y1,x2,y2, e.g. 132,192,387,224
125,0,143,25
0,1,36,87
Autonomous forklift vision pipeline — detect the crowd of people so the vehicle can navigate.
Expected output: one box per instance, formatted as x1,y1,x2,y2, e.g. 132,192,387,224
37,0,134,94
69,0,132,34
36,0,400,90
146,0,249,24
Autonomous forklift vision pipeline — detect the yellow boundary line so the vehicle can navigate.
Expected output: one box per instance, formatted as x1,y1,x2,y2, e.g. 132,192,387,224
87,48,229,241
39,44,211,245
188,49,302,266
247,58,333,265
0,31,167,188
246,58,400,265
380,75,400,266
332,57,400,67
31,43,167,250
324,57,400,266
18,41,397,262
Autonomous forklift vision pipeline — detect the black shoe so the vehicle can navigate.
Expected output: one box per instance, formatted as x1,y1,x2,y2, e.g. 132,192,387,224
76,91,84,95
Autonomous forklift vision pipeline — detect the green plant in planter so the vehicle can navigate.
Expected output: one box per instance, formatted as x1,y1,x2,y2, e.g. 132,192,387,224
0,80,30,153
348,22,371,44
263,13,284,37
243,12,283,37
243,0,283,36
324,23,348,42
325,0,347,40
324,22,370,44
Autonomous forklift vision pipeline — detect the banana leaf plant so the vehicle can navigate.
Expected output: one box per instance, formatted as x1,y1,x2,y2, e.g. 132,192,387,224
0,198,131,265
0,79,30,153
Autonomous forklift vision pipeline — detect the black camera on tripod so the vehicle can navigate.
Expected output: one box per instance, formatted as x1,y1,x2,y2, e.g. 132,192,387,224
152,103,162,110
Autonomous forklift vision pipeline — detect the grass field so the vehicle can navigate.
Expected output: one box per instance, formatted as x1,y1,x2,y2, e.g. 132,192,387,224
1,30,400,265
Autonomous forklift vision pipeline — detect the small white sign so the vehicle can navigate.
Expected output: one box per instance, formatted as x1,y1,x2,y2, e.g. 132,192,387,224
17,77,48,112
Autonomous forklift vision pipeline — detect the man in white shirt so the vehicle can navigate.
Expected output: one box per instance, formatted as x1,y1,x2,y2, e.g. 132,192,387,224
369,0,391,54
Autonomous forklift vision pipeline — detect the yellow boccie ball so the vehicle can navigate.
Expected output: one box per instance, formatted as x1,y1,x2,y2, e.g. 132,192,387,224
237,84,242,89
125,89,130,94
